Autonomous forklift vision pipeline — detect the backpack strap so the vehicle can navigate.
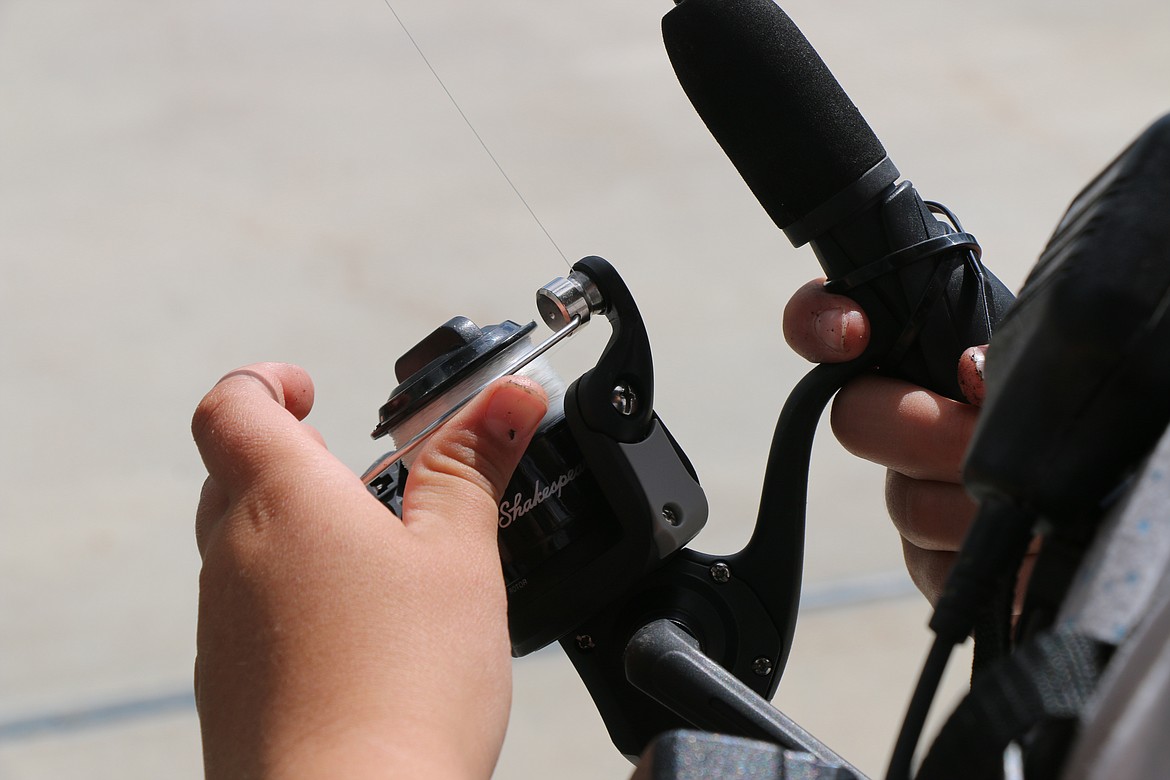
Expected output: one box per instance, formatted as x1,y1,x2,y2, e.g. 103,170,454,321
916,628,1108,780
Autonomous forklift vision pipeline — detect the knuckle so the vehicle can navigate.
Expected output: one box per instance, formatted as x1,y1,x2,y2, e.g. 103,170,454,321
828,385,862,448
885,471,937,549
885,471,974,551
199,491,285,569
414,428,504,502
191,385,232,445
884,470,914,535
951,405,979,468
901,541,955,606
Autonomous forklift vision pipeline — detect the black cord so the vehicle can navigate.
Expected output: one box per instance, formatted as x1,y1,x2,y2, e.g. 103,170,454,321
926,201,994,342
887,497,1038,780
886,636,954,780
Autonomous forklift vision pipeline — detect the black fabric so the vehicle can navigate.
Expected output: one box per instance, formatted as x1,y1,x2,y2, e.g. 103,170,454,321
970,565,1019,683
916,629,1108,780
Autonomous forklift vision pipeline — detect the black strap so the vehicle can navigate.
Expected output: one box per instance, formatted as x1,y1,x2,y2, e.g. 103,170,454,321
915,628,1109,780
969,520,1036,680
823,232,980,295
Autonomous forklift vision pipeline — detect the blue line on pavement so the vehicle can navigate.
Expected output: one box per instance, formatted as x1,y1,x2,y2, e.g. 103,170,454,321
0,571,918,744
0,690,195,743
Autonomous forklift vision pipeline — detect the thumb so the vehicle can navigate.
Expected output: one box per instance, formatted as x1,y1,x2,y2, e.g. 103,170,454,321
402,376,549,541
782,278,869,363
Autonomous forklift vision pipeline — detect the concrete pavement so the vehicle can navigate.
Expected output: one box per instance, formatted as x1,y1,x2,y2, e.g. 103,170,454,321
2,0,1168,777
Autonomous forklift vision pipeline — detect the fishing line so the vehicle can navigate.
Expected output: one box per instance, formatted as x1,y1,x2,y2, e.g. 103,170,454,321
379,0,571,267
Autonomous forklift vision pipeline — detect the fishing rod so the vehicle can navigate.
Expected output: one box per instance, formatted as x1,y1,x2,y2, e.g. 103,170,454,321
362,1,1014,774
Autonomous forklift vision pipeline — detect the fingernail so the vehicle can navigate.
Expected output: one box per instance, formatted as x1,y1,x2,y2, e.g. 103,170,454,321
970,347,985,380
814,308,851,353
484,379,548,445
958,346,988,407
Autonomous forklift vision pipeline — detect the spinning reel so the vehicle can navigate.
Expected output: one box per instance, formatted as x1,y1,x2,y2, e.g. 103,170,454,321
361,253,853,766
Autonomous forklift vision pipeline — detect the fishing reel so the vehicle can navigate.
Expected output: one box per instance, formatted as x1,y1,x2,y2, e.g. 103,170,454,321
361,255,710,658
362,254,853,767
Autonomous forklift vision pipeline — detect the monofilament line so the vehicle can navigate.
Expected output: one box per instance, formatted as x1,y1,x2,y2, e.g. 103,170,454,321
380,0,571,267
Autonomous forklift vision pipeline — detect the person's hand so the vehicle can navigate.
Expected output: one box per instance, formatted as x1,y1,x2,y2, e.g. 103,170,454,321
192,362,548,780
781,280,1028,609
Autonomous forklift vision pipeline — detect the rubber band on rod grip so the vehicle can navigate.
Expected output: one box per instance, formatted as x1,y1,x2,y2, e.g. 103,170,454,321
824,232,981,294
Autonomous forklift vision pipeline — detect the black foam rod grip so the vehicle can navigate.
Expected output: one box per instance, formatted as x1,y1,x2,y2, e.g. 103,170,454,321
663,0,889,232
664,0,1015,400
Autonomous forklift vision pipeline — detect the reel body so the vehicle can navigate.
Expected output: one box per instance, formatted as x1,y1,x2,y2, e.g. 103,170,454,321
360,256,855,768
363,256,708,657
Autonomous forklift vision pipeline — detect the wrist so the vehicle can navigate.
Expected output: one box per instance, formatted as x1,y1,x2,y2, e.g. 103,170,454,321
266,726,495,780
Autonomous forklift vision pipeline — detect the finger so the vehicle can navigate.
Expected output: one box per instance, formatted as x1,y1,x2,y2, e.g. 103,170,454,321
219,363,315,420
191,363,323,496
1013,554,1039,616
958,345,988,407
885,470,977,551
782,278,869,363
403,376,548,543
301,421,327,449
901,540,955,606
902,540,1039,618
194,477,229,558
831,375,978,482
